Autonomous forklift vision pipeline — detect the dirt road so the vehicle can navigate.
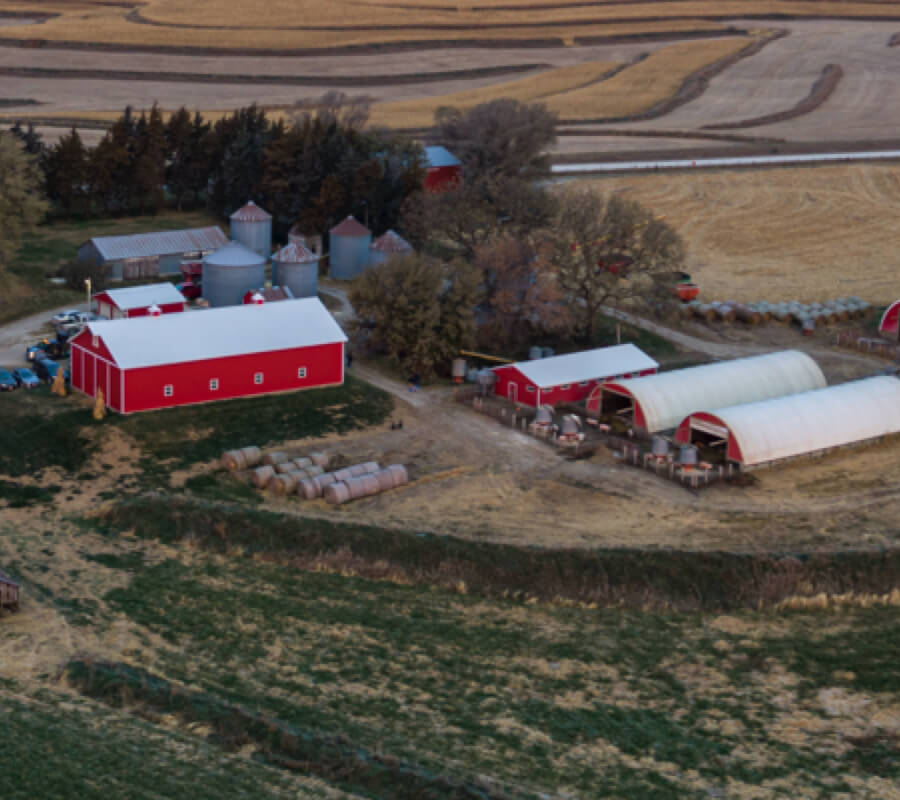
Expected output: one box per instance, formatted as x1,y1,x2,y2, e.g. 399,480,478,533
0,302,88,367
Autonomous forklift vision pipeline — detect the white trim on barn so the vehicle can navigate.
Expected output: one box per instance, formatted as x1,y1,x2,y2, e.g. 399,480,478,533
506,345,658,389
95,283,187,313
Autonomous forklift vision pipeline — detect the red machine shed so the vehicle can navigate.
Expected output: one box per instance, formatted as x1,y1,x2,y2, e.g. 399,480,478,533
94,283,187,319
879,300,900,338
492,345,658,408
70,297,346,414
424,146,462,193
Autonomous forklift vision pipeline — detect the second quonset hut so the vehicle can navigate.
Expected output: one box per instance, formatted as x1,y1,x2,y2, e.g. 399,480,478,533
69,297,346,413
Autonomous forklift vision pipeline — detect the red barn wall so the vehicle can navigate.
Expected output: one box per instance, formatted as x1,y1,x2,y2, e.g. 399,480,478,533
674,411,744,463
121,341,344,413
495,365,657,409
424,165,462,193
127,302,186,318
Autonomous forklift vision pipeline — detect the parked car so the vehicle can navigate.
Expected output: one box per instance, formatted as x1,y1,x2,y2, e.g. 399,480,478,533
27,334,68,361
57,319,85,336
177,281,202,300
0,369,17,391
34,359,69,384
51,309,81,325
12,367,39,388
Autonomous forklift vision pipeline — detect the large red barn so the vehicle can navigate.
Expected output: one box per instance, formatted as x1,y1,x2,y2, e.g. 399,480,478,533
93,283,187,319
70,297,347,414
492,345,658,408
424,146,462,193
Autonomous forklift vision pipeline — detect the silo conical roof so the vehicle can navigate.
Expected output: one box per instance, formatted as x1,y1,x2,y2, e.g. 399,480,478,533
204,240,266,267
330,215,370,237
230,200,271,222
273,242,318,263
371,229,412,253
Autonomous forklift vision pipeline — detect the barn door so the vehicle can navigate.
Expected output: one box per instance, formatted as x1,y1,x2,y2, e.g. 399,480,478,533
507,383,517,403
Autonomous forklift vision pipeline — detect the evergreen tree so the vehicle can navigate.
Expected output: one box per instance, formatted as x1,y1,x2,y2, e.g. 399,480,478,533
165,106,193,210
134,103,167,212
0,133,47,269
89,107,137,213
43,127,88,215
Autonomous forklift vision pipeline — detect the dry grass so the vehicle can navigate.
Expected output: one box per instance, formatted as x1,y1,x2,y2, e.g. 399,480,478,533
580,163,900,303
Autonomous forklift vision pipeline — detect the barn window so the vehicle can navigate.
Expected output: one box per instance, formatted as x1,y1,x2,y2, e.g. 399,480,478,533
254,372,264,385
578,381,588,387
297,367,307,379
209,378,219,391
526,386,535,393
163,384,173,397
561,384,571,390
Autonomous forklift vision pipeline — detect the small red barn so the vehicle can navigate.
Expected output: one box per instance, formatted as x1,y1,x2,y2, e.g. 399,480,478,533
424,146,462,193
492,345,658,408
93,283,187,319
70,297,347,414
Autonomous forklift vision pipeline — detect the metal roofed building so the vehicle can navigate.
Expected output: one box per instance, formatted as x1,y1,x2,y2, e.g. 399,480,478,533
329,216,372,280
492,344,659,407
673,376,900,467
78,227,228,281
586,350,826,433
69,297,347,413
93,283,187,319
369,230,413,269
424,145,462,192
272,241,319,297
202,241,267,307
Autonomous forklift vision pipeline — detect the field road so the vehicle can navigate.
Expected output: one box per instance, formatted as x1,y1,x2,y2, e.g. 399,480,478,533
553,149,900,173
0,302,89,367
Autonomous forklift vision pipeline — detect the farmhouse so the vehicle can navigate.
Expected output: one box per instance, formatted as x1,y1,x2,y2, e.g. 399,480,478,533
69,297,346,414
674,376,900,467
78,227,228,280
492,345,658,408
586,350,826,433
424,146,462,192
93,283,187,319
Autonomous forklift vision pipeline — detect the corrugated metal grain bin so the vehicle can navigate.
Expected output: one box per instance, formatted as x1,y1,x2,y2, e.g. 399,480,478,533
329,216,372,280
368,229,413,269
202,241,267,308
273,242,319,299
230,201,272,259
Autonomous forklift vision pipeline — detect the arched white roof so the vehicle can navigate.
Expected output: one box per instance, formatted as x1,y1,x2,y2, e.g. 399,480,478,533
600,350,826,433
707,376,900,466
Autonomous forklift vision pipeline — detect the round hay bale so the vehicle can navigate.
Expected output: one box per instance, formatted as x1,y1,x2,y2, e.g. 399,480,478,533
302,465,324,479
325,482,352,505
262,451,288,466
333,467,354,482
293,457,313,470
275,462,296,474
239,446,262,468
297,478,319,500
309,452,329,468
313,473,337,494
270,473,300,495
222,450,244,471
375,469,395,491
252,465,276,489
359,461,380,474
348,464,369,477
386,464,409,487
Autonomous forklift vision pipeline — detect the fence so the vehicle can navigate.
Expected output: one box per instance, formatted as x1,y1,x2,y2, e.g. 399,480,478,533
835,329,900,362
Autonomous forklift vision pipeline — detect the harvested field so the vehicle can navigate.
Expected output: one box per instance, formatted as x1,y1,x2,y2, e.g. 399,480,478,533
580,163,900,303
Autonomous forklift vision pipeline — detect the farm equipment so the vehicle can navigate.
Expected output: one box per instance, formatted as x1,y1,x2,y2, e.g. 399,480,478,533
673,272,699,302
26,331,70,361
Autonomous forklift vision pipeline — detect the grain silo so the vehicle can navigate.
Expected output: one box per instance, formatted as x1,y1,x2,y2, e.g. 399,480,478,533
202,241,267,308
328,216,371,280
369,229,412,269
230,201,272,259
272,242,319,299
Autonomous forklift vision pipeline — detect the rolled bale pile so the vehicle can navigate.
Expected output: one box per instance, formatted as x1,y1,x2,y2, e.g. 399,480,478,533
374,464,409,491
252,465,276,489
349,461,380,477
301,464,324,479
735,304,761,324
270,472,301,495
263,452,288,467
221,446,262,471
716,303,736,323
692,303,715,321
275,462,297,474
297,478,319,500
293,457,313,470
324,482,352,505
310,452,329,468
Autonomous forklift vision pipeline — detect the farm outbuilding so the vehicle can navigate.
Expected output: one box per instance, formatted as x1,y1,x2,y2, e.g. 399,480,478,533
0,570,19,610
424,145,462,192
69,297,346,414
93,283,187,319
673,376,900,467
78,227,228,281
242,286,294,304
202,241,267,307
492,345,658,408
329,216,372,280
369,230,413,268
230,201,272,258
272,241,319,297
586,350,826,433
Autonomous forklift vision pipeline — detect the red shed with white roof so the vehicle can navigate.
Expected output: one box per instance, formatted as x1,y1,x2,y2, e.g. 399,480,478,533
93,283,188,319
492,345,658,408
69,297,346,413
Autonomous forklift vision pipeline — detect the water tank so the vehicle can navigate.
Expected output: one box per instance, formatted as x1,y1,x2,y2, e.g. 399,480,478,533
369,229,413,269
535,406,552,425
272,242,319,299
329,216,372,280
651,436,669,457
560,416,580,436
202,241,267,308
452,358,466,381
476,368,496,388
679,445,698,466
230,201,272,259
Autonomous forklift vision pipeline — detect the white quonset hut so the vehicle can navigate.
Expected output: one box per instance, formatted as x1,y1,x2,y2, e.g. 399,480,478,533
674,376,900,467
586,350,826,433
202,241,267,308
492,344,658,407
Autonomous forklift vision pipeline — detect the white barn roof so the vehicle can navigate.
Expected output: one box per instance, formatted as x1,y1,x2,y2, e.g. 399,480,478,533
86,297,347,369
97,283,186,311
86,227,228,261
704,376,900,466
604,350,826,433
505,345,658,388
